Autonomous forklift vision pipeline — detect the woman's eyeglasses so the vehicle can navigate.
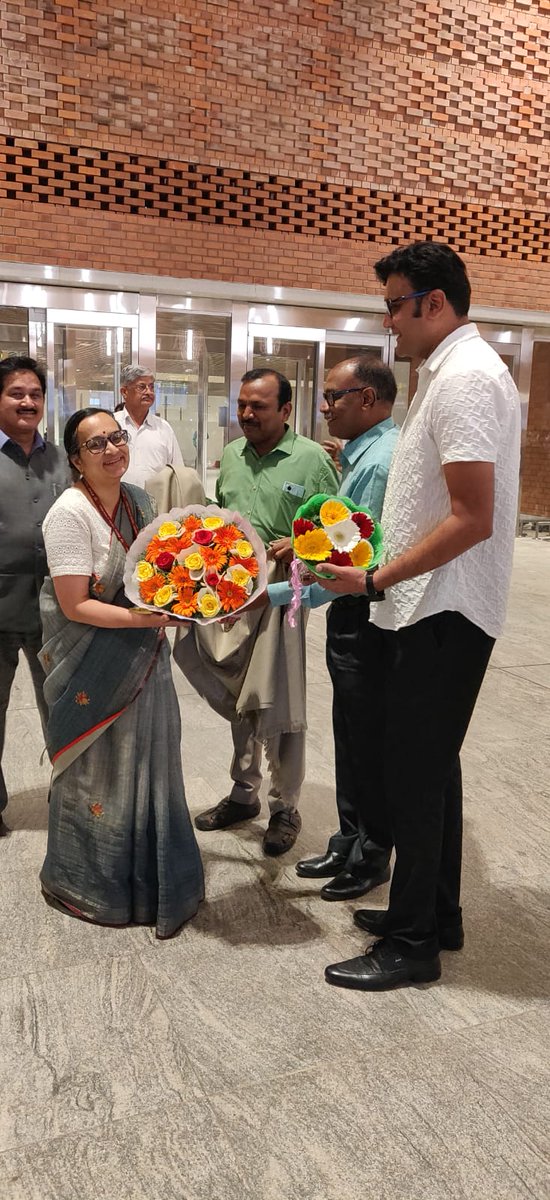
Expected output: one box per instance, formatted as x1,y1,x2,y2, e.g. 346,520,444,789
79,429,129,455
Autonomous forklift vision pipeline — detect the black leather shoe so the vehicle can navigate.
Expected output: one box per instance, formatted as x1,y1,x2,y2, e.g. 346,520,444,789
353,908,464,951
320,865,391,902
263,809,302,857
295,849,348,879
194,797,261,831
325,940,441,991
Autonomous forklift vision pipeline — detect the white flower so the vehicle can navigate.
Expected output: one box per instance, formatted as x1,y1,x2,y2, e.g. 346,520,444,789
325,518,361,552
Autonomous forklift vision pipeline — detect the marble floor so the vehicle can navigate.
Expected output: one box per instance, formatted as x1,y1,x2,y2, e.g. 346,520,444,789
1,538,550,1200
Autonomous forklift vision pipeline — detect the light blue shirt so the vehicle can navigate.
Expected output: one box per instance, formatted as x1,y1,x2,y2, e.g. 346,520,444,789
268,417,399,609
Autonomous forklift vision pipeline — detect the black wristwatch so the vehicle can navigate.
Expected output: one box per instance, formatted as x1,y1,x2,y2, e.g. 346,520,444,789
364,568,385,601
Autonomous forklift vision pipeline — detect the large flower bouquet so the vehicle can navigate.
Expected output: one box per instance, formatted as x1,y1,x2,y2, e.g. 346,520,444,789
291,493,383,580
123,506,267,622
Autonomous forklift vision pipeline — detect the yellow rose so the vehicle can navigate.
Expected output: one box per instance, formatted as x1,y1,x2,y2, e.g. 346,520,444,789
185,552,204,571
136,561,155,581
228,566,251,589
234,539,253,558
198,592,222,617
153,585,176,607
157,521,180,540
350,541,374,568
203,516,225,529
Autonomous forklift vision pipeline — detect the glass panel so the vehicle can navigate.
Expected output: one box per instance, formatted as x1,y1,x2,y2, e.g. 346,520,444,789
251,337,317,438
155,312,231,495
0,306,29,358
52,324,131,444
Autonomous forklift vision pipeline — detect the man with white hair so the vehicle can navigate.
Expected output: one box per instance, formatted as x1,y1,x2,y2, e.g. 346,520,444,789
116,364,184,487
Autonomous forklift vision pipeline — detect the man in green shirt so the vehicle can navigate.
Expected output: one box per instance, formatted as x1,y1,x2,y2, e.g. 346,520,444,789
188,368,338,855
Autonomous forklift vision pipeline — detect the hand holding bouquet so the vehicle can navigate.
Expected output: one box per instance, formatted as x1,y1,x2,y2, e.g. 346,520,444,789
124,506,267,622
291,494,383,579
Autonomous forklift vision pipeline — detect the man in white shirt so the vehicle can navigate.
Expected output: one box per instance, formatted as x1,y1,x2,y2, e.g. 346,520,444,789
317,241,521,991
116,364,184,487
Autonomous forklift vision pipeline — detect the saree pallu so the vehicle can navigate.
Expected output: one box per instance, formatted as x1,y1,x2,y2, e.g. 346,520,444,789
39,485,204,939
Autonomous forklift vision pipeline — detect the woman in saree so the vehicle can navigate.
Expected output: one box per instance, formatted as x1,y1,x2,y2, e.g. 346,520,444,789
39,407,204,938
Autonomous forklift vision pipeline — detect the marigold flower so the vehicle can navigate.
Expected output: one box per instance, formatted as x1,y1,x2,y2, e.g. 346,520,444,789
351,511,375,538
319,499,349,526
293,528,332,561
145,535,182,562
293,518,315,538
135,560,155,581
217,578,249,612
139,573,167,602
203,515,225,530
229,555,259,577
351,540,374,568
182,514,203,532
153,585,177,608
214,523,242,548
201,545,228,571
172,591,199,617
157,521,180,540
169,564,191,588
197,591,222,618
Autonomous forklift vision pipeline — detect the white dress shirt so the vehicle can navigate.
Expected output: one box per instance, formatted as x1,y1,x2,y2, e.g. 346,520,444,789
115,406,184,488
372,324,521,638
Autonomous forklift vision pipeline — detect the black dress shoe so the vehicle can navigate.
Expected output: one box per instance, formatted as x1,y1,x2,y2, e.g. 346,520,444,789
194,796,261,831
295,849,348,879
263,810,302,857
320,865,391,902
325,939,441,991
353,908,464,951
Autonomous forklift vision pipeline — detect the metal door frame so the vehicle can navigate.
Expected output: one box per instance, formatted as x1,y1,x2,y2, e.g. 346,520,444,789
46,308,138,443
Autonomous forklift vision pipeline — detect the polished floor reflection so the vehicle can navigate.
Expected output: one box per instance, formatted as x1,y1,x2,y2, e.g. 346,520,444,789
1,539,549,1199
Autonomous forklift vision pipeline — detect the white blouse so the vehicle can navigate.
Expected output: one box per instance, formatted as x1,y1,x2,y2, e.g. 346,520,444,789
42,487,114,578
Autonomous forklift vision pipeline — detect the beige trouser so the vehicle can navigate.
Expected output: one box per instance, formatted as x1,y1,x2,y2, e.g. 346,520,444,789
228,715,305,815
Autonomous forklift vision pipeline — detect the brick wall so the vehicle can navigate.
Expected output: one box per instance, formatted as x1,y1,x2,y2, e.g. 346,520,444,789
522,342,550,516
1,0,549,308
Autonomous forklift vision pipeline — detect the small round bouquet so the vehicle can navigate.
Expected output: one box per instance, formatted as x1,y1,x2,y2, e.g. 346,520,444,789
291,493,383,580
124,506,267,622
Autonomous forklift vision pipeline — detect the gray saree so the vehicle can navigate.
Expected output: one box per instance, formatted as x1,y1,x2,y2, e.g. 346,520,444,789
39,484,204,939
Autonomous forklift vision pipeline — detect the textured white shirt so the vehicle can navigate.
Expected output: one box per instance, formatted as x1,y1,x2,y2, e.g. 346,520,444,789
115,406,183,487
372,324,521,638
43,488,113,578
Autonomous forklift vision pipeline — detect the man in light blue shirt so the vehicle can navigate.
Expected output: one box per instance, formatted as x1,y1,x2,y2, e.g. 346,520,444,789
270,356,399,899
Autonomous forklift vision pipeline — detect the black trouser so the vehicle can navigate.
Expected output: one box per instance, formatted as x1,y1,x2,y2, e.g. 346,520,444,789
325,597,393,871
361,611,494,959
0,629,49,813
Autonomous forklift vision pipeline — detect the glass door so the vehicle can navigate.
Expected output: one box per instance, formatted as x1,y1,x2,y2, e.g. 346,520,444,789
248,324,324,439
46,310,137,444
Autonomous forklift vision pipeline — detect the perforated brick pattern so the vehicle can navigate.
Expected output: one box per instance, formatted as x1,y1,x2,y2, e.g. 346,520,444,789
1,134,549,265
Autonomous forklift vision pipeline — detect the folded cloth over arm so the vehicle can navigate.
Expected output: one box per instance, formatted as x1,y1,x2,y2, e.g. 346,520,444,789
172,559,308,740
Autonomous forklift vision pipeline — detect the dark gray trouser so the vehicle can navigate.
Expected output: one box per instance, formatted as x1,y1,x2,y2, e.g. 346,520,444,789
325,596,393,873
0,630,49,813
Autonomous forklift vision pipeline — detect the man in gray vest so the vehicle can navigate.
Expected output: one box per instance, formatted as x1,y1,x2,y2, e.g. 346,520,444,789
0,355,69,833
